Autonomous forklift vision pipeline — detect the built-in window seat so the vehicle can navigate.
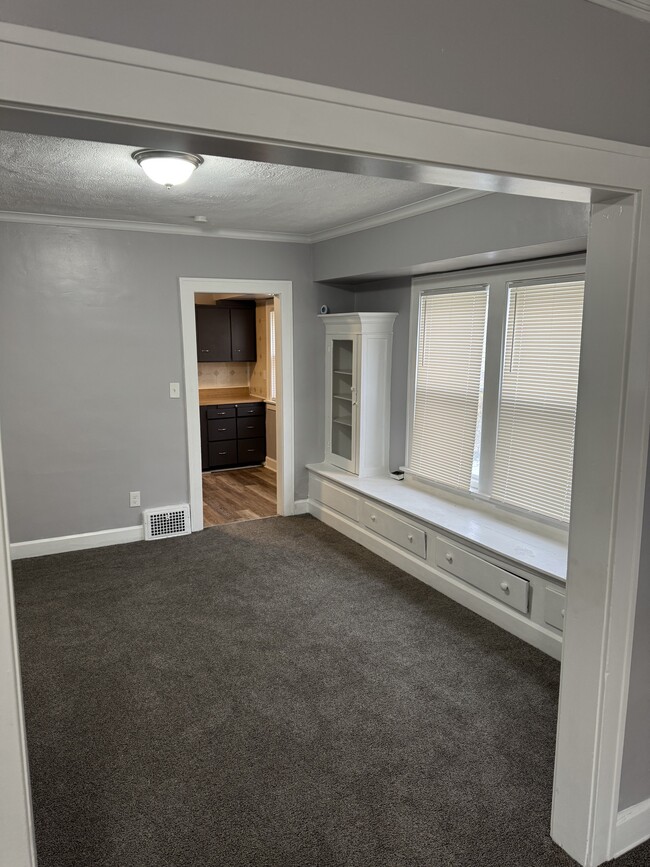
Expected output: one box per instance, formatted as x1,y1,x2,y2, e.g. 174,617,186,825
306,462,568,659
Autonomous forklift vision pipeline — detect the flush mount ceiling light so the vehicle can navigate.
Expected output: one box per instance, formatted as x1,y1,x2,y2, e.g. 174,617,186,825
132,149,203,188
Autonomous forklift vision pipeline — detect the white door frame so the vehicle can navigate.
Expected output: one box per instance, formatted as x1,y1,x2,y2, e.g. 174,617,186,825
0,23,649,867
179,278,294,530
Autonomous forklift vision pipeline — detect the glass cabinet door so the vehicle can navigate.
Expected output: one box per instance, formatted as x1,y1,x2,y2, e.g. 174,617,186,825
329,338,356,470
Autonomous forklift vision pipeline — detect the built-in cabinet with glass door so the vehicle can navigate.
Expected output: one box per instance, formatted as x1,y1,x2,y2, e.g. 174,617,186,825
322,312,397,477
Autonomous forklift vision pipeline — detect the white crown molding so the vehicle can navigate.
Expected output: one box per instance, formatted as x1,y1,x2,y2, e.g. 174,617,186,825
585,0,650,21
307,189,490,242
0,211,310,243
0,191,491,245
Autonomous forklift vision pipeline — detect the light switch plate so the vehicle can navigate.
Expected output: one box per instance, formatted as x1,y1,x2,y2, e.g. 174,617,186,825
169,382,180,398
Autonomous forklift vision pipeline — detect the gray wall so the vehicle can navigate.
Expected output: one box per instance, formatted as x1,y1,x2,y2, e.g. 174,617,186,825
352,279,411,472
619,456,650,809
1,0,648,145
313,195,589,284
0,223,351,543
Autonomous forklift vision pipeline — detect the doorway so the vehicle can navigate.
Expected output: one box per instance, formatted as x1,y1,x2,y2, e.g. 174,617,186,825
196,291,278,526
179,278,294,532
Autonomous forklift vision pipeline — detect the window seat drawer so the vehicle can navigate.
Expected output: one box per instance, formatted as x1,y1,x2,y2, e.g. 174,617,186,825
308,477,359,521
361,501,427,559
434,536,529,614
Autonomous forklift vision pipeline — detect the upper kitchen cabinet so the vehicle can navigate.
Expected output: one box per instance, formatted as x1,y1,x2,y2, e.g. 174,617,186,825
195,306,231,362
195,300,256,362
230,307,256,361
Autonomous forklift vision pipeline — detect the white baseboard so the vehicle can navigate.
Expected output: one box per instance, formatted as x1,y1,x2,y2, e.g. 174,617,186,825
10,525,145,560
265,457,277,472
612,798,650,859
293,499,310,515
307,499,562,660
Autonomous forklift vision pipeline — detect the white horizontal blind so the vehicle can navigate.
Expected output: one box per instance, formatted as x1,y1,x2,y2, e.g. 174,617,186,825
410,288,488,489
492,280,585,522
269,307,277,401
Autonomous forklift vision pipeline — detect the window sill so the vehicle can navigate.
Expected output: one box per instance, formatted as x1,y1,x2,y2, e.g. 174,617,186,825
306,463,568,582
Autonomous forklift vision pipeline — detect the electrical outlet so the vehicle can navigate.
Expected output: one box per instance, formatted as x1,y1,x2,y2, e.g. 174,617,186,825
169,382,180,398
129,491,141,508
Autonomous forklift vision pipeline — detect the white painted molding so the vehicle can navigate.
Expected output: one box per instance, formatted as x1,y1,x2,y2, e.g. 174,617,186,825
585,0,650,22
0,429,37,865
0,191,491,245
307,190,490,242
293,499,310,515
10,525,144,560
0,211,310,244
0,22,647,164
612,799,650,858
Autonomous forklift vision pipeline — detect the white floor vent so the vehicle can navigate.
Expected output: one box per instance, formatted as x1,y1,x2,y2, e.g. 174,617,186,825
143,504,191,540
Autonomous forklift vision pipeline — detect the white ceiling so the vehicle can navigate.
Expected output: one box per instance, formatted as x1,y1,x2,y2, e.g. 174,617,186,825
0,131,464,239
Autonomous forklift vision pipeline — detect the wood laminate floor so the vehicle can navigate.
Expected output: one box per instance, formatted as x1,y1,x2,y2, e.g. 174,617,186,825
203,466,277,526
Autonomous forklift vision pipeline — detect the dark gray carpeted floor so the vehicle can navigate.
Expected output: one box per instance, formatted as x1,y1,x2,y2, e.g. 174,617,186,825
13,515,650,867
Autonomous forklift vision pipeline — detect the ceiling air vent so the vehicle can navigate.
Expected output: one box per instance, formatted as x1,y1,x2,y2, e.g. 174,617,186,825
143,504,191,541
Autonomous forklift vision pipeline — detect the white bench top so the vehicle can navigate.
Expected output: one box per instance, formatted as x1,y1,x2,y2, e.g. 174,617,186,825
307,463,568,582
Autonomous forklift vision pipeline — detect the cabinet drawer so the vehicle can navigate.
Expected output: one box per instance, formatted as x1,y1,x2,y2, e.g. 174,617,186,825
208,440,237,467
206,405,235,419
237,416,265,439
237,438,266,464
361,501,427,559
544,587,566,632
434,537,529,614
207,418,236,441
309,478,359,522
236,403,265,417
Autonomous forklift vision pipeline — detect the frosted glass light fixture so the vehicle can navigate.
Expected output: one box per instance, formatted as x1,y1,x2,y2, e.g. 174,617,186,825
132,150,203,188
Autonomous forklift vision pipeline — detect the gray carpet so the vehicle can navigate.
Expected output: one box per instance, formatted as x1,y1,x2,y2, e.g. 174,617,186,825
12,515,650,867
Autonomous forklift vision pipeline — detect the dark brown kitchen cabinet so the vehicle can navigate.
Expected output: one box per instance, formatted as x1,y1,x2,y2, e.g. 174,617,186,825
230,308,256,360
200,402,266,470
195,306,231,362
195,301,256,363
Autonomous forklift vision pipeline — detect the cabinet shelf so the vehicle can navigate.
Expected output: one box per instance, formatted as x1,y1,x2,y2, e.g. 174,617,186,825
333,369,353,376
333,394,352,402
333,418,352,427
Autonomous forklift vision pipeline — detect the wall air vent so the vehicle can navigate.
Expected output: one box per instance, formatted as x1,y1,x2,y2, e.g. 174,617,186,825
143,504,191,540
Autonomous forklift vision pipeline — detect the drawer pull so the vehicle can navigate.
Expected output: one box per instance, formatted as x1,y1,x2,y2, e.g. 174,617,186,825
218,451,227,455
247,449,254,452
500,581,510,594
217,427,226,431
445,552,453,564
370,514,376,522
247,425,255,429
407,534,414,542
561,609,566,619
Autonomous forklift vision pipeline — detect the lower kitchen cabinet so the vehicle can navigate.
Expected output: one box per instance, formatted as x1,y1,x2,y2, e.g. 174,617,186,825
201,402,267,470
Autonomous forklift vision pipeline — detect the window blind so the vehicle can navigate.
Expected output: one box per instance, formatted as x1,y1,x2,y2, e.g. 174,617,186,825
410,288,488,490
269,307,277,401
492,280,584,523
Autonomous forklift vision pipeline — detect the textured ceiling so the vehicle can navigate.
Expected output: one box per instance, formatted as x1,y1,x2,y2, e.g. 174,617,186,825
0,132,455,235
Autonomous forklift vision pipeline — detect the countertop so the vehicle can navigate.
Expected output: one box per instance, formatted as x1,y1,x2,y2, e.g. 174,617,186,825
198,388,266,407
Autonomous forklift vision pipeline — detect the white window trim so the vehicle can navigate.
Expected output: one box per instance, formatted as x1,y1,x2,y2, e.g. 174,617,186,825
406,254,587,529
